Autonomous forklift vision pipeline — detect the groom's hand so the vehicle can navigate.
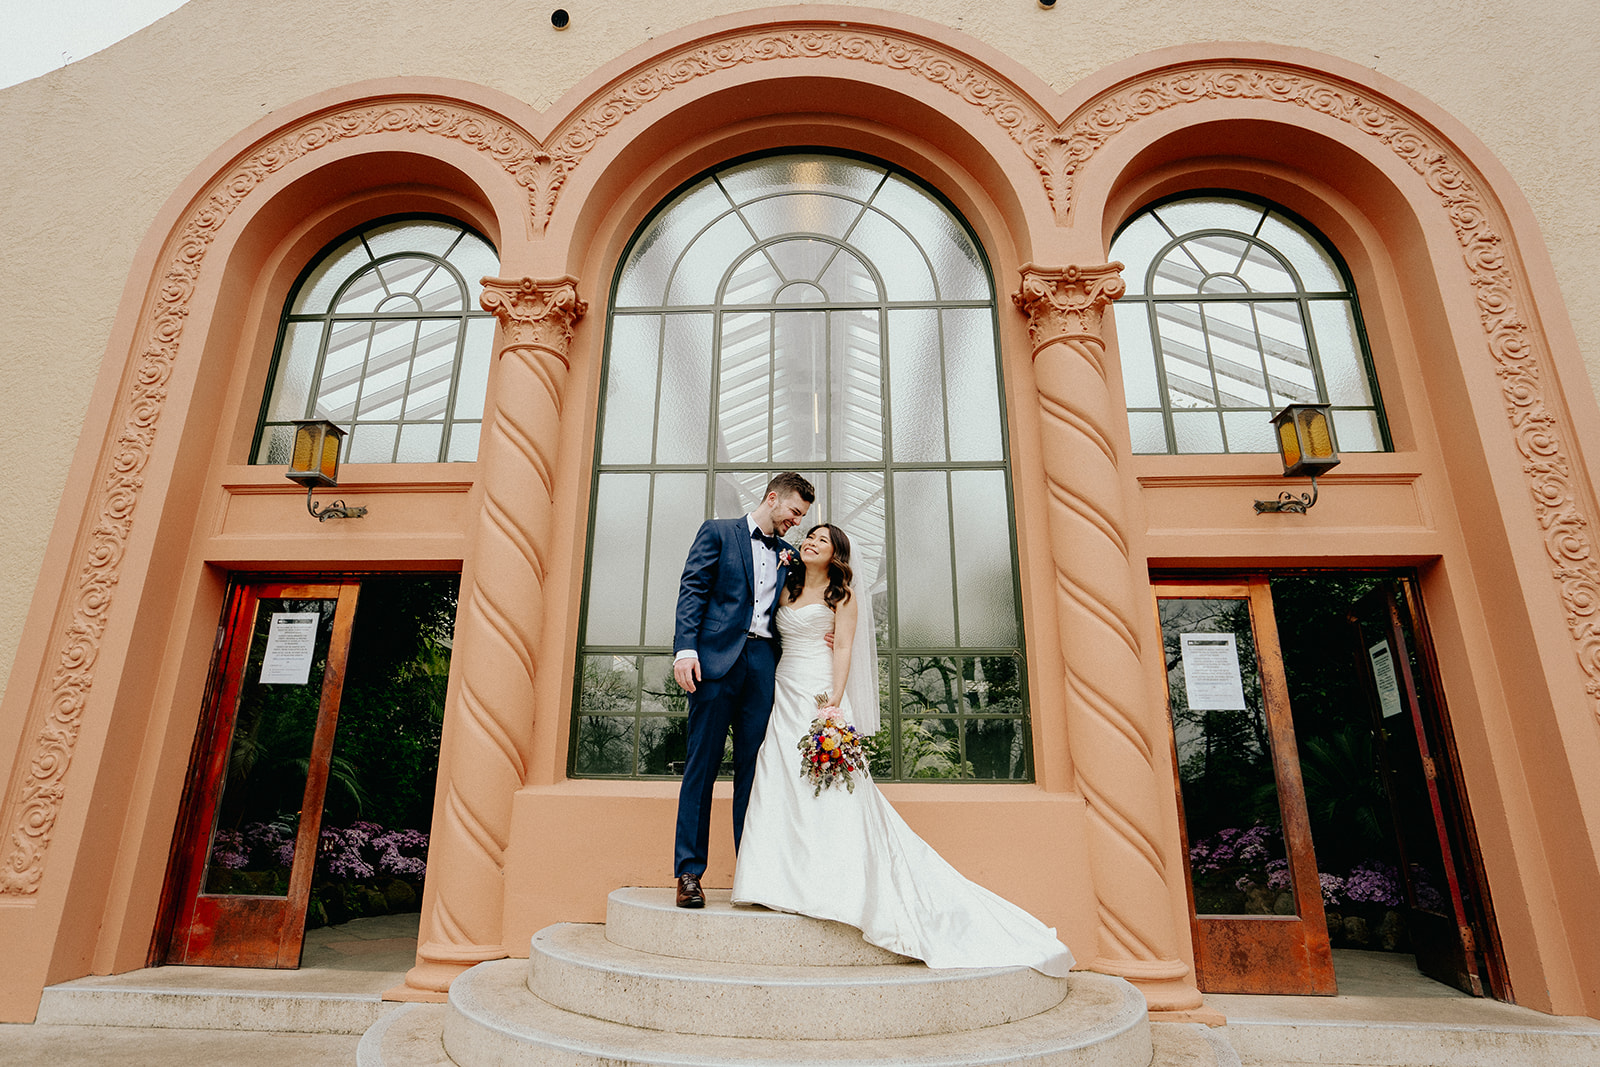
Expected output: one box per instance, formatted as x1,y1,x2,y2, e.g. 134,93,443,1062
824,632,835,650
674,657,701,693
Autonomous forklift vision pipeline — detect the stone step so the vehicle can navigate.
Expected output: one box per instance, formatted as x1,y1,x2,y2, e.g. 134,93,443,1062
35,974,393,1035
358,1003,453,1066
606,886,912,966
438,957,1158,1067
532,922,1066,1040
1220,1017,1600,1066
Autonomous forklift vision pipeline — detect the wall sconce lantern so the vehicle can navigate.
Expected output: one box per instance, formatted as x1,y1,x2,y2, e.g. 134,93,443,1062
286,419,367,521
1254,403,1340,514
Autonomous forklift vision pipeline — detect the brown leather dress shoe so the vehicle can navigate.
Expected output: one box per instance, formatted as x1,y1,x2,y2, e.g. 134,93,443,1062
675,872,705,908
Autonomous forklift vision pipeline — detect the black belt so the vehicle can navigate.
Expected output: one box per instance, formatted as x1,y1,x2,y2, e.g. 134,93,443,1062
746,632,772,640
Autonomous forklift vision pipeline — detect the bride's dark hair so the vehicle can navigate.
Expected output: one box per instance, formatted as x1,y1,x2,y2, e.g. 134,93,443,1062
784,523,854,610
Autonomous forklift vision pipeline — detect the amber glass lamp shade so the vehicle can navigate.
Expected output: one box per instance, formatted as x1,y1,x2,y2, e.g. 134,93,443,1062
1270,404,1340,478
286,419,346,489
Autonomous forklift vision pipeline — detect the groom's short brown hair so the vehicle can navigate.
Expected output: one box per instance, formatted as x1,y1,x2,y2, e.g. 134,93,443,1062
766,471,815,503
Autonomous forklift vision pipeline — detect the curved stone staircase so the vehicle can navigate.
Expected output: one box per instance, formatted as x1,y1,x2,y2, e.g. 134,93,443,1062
358,887,1237,1066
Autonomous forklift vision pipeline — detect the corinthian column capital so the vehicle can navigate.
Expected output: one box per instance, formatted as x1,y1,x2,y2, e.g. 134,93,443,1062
1012,263,1126,357
480,275,588,363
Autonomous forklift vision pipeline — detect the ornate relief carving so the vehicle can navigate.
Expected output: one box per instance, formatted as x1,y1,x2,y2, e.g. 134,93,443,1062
478,276,588,365
1015,265,1195,1005
1012,263,1128,359
0,99,553,896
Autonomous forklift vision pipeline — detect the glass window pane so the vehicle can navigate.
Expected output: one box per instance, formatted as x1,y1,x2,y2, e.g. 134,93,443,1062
396,422,444,463
900,719,964,779
771,311,829,464
849,210,936,302
1236,242,1296,294
1258,213,1344,291
575,715,636,776
256,424,296,465
264,322,324,421
446,422,480,462
723,249,786,305
657,314,714,464
1203,302,1268,408
644,474,709,646
1127,411,1169,454
965,717,1026,780
830,311,884,462
1309,301,1375,405
950,470,1017,647
1113,303,1161,408
720,155,885,204
335,264,390,315
347,423,397,463
1156,303,1214,408
765,238,837,287
599,315,661,465
1109,213,1172,297
942,309,1003,461
1151,197,1265,241
615,179,732,308
585,474,651,645
452,318,494,422
1331,408,1384,452
1172,410,1224,453
893,470,956,647
292,235,367,314
816,248,881,304
365,219,460,260
888,309,947,462
668,213,752,306
738,192,865,241
717,312,772,462
870,176,988,300
446,232,501,291
1222,410,1278,453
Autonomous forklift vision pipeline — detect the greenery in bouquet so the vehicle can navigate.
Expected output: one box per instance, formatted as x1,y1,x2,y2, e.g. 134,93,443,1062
798,693,868,797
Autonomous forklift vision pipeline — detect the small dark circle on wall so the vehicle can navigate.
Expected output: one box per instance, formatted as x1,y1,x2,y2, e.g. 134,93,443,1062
551,9,570,29
1038,0,1057,8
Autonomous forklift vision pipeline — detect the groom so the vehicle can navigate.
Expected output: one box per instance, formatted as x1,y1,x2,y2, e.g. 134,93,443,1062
671,471,814,908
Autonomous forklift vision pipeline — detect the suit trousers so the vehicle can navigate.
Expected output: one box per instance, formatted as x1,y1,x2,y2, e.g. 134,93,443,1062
673,636,778,877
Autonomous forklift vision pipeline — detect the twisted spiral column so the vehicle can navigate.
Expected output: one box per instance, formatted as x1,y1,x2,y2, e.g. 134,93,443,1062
403,276,586,997
1013,264,1199,1011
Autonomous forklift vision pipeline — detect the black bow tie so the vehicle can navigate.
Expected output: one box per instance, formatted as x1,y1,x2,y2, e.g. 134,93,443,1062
751,526,782,552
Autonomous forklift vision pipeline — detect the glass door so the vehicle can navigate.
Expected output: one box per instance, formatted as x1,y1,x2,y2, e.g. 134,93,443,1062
1154,577,1336,994
162,580,359,967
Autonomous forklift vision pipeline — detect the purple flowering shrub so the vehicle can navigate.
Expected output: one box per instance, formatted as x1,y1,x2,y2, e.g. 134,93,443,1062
208,818,429,924
1191,825,1450,949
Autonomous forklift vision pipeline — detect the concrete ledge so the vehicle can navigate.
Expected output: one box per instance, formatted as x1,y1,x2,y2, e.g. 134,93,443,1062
35,981,397,1035
1220,1018,1600,1066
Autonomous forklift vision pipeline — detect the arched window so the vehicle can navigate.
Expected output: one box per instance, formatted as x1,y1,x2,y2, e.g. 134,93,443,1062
1109,194,1389,455
252,216,499,465
575,153,1029,782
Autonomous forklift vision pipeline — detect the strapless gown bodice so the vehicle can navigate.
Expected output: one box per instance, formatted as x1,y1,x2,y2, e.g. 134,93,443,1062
730,602,1074,975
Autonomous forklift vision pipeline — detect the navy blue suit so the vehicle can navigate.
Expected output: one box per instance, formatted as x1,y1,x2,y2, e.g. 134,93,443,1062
672,516,792,877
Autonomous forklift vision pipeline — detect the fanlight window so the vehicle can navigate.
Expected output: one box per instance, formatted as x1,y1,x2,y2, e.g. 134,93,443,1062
1109,195,1388,455
575,153,1029,783
253,217,499,465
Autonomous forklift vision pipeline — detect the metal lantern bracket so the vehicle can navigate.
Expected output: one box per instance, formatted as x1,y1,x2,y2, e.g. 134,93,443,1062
1254,477,1321,514
1254,403,1340,515
285,419,367,521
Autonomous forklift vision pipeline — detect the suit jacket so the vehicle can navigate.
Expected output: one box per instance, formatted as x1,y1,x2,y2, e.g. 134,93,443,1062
673,516,792,681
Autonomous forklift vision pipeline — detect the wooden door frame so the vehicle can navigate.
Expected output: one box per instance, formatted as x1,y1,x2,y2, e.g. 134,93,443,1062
1154,575,1336,995
153,577,359,967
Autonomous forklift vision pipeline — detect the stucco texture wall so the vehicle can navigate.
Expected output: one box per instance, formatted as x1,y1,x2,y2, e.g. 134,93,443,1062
0,0,1595,702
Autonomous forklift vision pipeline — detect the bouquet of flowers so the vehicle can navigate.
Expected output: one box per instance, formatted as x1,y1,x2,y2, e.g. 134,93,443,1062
798,693,867,797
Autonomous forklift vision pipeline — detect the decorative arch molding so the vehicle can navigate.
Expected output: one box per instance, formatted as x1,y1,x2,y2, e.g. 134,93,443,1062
1054,58,1600,712
0,94,544,895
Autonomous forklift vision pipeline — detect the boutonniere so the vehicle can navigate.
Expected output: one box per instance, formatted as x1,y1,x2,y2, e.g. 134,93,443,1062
778,547,796,568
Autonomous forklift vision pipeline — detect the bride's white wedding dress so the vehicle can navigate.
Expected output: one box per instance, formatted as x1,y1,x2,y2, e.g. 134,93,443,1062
731,602,1075,976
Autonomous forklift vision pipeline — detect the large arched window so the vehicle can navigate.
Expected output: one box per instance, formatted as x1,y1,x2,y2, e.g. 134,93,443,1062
252,216,499,465
1110,194,1389,455
575,153,1029,782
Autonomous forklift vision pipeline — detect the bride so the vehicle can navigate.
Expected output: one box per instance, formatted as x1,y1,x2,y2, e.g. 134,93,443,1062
731,523,1074,976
